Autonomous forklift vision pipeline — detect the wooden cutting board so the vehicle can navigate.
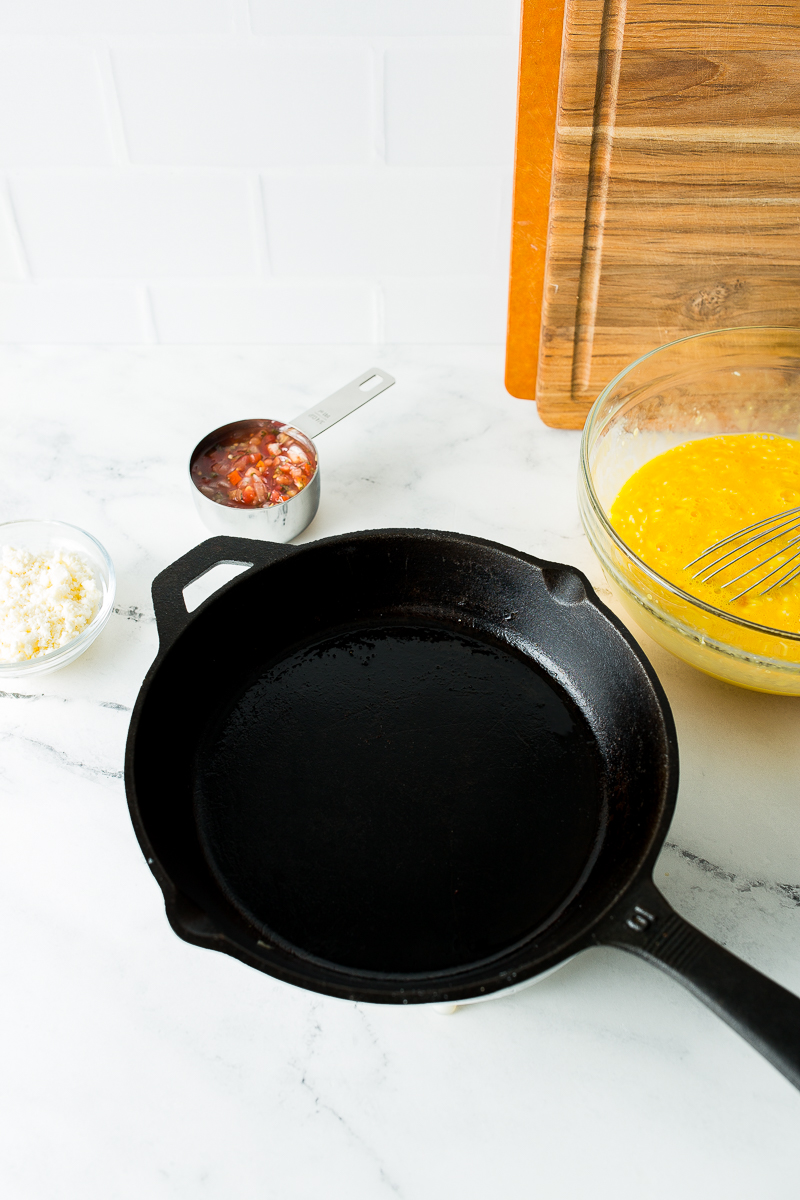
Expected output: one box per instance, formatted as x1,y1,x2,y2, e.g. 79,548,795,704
506,0,800,428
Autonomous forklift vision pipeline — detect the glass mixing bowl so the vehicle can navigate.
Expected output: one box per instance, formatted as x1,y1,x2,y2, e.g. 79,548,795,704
0,520,115,679
578,327,800,694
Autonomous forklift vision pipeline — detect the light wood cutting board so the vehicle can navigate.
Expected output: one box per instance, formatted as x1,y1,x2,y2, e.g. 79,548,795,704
506,0,800,428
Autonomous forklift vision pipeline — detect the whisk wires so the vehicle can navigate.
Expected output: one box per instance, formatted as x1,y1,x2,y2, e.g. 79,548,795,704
685,507,800,601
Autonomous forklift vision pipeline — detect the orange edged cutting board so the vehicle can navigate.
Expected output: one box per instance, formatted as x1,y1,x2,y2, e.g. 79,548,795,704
505,0,567,407
506,0,800,429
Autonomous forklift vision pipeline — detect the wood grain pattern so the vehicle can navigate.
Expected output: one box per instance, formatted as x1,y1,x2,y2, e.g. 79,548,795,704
507,0,800,428
572,0,627,394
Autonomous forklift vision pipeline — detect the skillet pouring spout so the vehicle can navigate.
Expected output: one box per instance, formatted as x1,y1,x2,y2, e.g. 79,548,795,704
127,529,800,1092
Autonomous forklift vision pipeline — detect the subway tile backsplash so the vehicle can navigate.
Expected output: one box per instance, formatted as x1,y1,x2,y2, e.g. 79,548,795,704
112,45,375,167
249,1,519,38
11,172,260,278
262,170,505,277
0,1,520,342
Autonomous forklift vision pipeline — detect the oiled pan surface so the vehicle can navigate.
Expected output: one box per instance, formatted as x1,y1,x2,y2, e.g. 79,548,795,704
195,622,605,973
131,534,800,1092
131,531,675,1001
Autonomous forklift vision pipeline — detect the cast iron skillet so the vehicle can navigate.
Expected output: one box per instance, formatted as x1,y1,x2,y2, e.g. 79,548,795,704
125,529,800,1090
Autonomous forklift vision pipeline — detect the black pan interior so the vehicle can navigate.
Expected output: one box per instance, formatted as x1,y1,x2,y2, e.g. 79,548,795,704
195,622,604,972
131,531,675,996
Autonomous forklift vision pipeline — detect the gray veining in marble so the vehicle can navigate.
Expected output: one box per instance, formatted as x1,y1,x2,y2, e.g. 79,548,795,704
0,346,798,1199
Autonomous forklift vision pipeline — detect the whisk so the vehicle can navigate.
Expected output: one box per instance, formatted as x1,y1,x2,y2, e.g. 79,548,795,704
686,507,800,601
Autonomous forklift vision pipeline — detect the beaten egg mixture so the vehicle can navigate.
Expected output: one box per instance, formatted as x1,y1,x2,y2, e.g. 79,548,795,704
609,432,800,632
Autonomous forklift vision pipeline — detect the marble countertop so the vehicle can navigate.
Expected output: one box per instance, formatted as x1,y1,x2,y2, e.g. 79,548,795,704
1,345,798,1198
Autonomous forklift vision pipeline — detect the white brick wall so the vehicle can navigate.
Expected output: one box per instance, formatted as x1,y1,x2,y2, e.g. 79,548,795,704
0,0,520,343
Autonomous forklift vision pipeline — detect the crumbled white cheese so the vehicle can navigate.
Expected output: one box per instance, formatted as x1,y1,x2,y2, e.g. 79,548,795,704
0,545,101,662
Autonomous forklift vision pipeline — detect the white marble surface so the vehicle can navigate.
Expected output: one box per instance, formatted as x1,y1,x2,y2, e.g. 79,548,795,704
0,344,799,1199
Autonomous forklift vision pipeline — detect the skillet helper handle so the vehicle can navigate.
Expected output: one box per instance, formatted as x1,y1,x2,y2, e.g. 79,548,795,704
291,367,395,439
595,877,800,1091
151,535,295,651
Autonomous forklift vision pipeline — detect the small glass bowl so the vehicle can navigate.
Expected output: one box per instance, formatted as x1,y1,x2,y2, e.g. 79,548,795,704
578,327,800,695
0,520,116,679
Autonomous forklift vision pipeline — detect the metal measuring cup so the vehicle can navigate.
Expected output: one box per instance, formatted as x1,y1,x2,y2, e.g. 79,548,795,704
189,367,395,542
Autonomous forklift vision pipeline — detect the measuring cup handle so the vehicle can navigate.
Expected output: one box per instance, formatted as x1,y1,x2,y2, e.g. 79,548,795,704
151,536,296,651
594,876,800,1091
291,367,395,439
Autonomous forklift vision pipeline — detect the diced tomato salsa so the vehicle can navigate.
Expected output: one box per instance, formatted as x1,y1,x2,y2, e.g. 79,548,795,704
191,422,317,508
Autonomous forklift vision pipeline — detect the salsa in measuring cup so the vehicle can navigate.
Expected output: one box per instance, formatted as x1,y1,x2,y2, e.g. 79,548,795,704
191,422,317,508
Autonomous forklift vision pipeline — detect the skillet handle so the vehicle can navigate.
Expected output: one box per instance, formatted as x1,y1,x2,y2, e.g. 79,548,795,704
594,877,800,1091
151,536,295,651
